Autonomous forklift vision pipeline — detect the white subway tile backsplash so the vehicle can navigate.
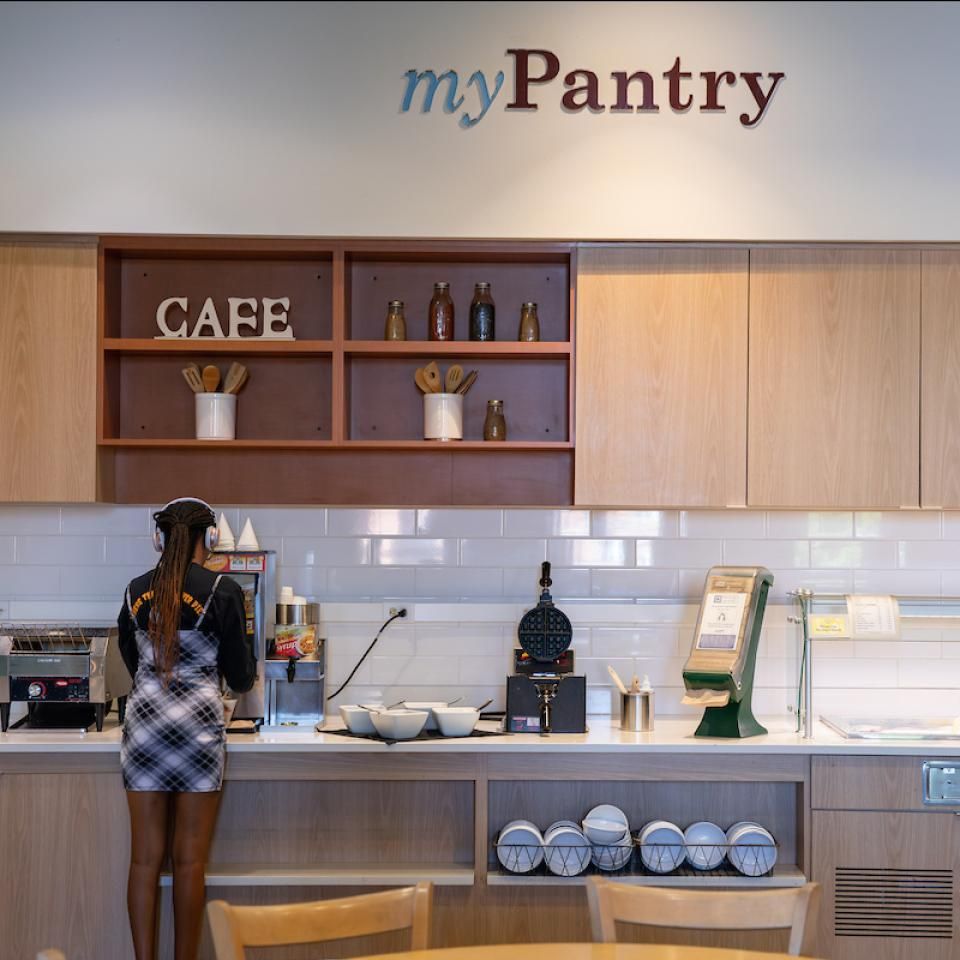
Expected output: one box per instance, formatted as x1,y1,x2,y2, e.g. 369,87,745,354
459,655,509,684
415,623,508,656
899,541,960,570
279,567,328,598
536,568,592,599
723,539,809,568
898,659,960,687
813,658,898,688
548,539,631,567
855,511,941,539
329,509,415,536
854,640,942,660
766,511,853,539
461,539,545,567
0,537,14,564
61,505,151,535
504,509,590,537
0,566,61,596
104,537,156,567
0,506,60,534
940,512,960,539
811,540,898,569
8,598,118,621
60,565,142,597
770,569,855,598
412,602,522,623
326,567,416,599
373,538,458,566
284,538,371,567
592,511,679,538
17,536,105,566
371,655,461,685
414,568,503,599
678,569,711,598
680,511,765,538
853,569,936,595
636,540,723,568
591,627,682,658
417,509,502,537
590,569,679,599
241,508,326,537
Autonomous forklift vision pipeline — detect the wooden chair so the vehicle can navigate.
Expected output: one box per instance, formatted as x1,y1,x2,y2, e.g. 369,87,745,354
36,952,66,960
206,882,433,960
586,878,821,956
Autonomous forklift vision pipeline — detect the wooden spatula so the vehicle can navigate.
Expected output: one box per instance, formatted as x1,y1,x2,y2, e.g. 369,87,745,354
223,362,248,395
445,364,463,393
423,361,442,393
414,367,432,394
181,364,204,394
455,369,478,395
201,364,221,392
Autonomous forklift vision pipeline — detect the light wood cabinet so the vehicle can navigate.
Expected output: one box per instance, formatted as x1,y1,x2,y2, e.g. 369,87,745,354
921,251,960,507
0,241,97,501
575,247,748,507
747,248,921,508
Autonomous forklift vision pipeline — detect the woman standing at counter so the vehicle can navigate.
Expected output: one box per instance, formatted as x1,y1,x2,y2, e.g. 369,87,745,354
118,498,256,960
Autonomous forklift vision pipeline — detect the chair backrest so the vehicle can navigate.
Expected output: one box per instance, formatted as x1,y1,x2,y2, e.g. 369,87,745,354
206,882,433,960
37,951,67,960
586,878,821,957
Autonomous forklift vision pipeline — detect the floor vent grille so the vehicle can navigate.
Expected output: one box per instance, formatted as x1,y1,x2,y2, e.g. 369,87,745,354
835,867,954,939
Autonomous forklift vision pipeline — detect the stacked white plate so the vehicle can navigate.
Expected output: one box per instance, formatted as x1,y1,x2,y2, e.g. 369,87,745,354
496,820,544,874
637,820,687,873
582,804,633,871
543,821,591,877
726,821,777,876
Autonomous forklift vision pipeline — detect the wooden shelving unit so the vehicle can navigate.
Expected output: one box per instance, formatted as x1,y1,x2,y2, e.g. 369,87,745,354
486,863,806,888
159,863,475,888
98,236,576,504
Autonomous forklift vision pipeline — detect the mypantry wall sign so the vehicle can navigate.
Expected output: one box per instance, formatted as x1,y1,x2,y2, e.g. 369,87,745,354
401,49,785,129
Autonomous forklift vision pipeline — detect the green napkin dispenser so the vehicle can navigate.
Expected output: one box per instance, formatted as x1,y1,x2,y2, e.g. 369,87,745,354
682,566,773,739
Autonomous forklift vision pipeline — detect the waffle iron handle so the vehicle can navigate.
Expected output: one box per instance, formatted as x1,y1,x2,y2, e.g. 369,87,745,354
540,562,552,590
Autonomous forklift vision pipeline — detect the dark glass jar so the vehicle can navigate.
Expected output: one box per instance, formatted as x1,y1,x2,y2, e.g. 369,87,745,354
518,302,540,342
428,282,454,341
483,399,507,441
469,282,496,341
384,300,406,341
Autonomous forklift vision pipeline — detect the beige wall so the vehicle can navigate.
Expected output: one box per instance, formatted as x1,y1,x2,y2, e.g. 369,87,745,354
0,1,957,239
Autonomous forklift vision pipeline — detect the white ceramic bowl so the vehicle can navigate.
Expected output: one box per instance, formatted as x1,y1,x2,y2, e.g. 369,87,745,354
638,820,687,873
591,830,634,872
497,820,544,873
402,701,447,731
370,708,429,741
338,705,381,735
727,822,777,877
684,820,727,870
433,706,481,738
544,825,591,877
582,803,630,844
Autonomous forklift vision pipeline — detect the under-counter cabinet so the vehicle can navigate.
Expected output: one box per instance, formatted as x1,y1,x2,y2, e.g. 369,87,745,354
575,247,748,507
0,241,97,501
747,248,921,508
812,756,960,960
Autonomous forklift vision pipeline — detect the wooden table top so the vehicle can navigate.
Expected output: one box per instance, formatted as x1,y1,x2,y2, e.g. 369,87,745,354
350,945,809,960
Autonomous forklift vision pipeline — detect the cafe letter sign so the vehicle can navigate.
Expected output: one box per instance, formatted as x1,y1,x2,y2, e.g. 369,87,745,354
155,296,295,340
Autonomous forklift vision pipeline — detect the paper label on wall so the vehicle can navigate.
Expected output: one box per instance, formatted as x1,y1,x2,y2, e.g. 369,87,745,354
845,595,900,639
809,614,850,639
696,592,747,650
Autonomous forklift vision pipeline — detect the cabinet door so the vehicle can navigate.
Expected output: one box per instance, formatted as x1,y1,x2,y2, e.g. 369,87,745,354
812,810,958,960
748,248,920,508
0,242,97,501
575,247,748,507
921,251,960,507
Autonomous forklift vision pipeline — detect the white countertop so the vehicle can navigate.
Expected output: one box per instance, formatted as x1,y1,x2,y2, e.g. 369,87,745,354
4,716,960,756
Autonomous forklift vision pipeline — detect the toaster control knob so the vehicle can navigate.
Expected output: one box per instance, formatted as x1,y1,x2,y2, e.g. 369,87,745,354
28,682,44,698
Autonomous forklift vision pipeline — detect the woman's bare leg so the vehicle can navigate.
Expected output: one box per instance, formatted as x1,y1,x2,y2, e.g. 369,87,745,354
171,790,222,960
126,791,171,960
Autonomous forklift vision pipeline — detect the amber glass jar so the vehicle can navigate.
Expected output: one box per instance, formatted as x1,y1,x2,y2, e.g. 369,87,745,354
384,300,406,341
469,282,495,341
518,302,540,342
428,282,455,341
483,399,507,441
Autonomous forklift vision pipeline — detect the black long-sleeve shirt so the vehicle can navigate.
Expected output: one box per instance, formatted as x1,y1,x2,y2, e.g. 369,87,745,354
118,563,257,693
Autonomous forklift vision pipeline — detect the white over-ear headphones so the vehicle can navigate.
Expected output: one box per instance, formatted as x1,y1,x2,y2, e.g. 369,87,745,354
152,497,220,553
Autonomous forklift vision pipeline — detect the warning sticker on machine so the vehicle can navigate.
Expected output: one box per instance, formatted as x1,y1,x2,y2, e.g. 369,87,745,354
696,592,747,650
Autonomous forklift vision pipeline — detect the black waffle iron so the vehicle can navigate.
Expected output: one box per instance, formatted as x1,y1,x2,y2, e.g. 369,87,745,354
507,563,586,736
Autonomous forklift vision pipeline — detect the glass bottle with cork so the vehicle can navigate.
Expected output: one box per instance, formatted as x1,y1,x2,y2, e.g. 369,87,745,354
384,300,406,341
469,282,495,341
428,282,455,341
518,302,540,342
483,400,507,441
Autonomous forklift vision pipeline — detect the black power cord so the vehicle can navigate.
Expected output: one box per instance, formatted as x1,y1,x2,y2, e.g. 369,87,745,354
325,607,407,702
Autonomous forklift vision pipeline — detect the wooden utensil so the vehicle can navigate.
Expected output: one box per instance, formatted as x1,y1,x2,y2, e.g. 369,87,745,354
414,368,432,394
201,364,221,393
223,362,248,395
607,665,629,696
455,370,478,395
424,361,442,393
181,365,204,394
445,364,463,393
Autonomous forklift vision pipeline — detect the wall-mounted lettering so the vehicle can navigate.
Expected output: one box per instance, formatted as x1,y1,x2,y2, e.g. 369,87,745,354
155,296,295,340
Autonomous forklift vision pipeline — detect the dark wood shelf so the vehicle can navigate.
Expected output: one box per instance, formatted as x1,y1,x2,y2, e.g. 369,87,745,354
344,340,570,358
103,338,334,355
99,438,571,452
339,440,574,451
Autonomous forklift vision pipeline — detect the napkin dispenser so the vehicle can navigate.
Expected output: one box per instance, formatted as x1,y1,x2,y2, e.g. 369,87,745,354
682,566,773,739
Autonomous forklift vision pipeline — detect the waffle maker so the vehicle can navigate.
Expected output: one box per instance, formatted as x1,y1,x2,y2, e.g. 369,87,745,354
506,562,586,736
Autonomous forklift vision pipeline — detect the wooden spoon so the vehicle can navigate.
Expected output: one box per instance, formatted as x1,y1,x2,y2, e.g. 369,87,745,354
414,368,432,394
423,361,443,393
181,365,204,394
201,364,221,393
223,362,248,395
455,370,478,395
445,364,463,393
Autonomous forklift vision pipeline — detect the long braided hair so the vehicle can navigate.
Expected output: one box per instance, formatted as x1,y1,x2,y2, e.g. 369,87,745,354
150,499,216,681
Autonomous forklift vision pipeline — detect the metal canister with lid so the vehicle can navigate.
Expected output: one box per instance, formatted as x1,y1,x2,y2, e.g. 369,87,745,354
266,588,325,729
621,676,655,732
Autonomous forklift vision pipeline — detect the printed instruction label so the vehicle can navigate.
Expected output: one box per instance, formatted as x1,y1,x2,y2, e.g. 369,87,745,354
696,591,747,650
846,595,900,639
809,614,850,639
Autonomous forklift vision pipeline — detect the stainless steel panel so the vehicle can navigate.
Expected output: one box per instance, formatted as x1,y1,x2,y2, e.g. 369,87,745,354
923,761,960,804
